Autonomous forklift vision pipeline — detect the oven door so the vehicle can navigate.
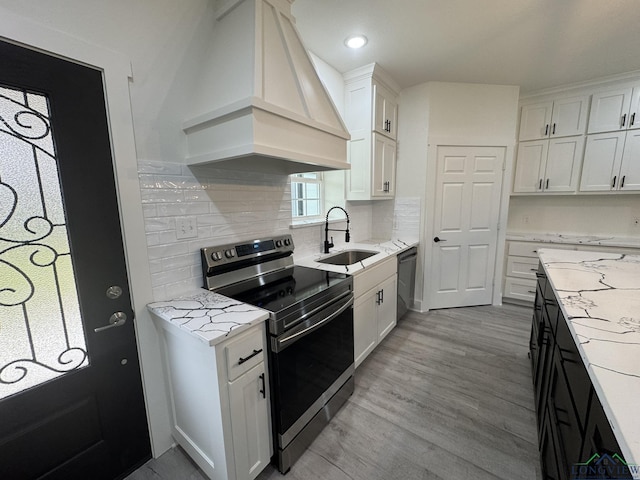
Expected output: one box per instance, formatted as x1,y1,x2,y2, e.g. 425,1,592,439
270,290,354,445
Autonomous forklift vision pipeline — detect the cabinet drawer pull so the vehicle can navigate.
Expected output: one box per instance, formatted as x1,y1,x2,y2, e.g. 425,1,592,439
527,290,536,294
622,113,627,128
238,348,262,365
612,175,617,188
259,373,266,398
529,268,538,271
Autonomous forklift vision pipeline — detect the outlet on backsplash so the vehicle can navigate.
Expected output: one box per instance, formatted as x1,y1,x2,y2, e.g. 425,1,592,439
176,216,198,239
522,215,530,226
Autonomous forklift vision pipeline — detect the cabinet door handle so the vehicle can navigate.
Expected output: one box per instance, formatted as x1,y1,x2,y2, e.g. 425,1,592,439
538,179,542,190
530,268,538,271
259,373,266,398
631,113,636,126
376,290,381,305
380,289,384,304
622,113,627,128
621,175,625,188
552,123,556,135
238,348,262,365
527,290,536,294
612,175,617,188
545,179,549,189
544,124,549,136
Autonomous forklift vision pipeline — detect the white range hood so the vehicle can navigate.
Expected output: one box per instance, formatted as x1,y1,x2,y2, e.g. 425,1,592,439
183,0,350,174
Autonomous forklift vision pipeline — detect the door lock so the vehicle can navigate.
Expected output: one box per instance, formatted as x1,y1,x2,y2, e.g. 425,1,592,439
95,312,127,333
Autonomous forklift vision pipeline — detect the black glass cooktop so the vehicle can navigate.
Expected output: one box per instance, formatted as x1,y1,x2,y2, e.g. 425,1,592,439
215,266,350,314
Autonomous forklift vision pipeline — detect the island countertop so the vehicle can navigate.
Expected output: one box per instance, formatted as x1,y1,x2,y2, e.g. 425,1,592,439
538,248,640,469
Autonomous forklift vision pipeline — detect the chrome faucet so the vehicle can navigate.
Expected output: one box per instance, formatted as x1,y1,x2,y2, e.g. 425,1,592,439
324,206,350,254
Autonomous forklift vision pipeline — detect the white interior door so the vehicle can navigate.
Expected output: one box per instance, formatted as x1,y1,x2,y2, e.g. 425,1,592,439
430,146,505,309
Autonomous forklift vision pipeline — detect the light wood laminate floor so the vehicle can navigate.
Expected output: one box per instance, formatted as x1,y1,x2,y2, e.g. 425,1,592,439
127,304,540,480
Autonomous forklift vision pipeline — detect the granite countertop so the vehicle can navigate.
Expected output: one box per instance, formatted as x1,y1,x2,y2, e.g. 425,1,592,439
538,248,640,469
147,289,269,346
508,232,640,249
296,237,419,274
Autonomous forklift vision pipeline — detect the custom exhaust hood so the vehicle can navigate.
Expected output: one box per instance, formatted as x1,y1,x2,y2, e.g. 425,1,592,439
183,0,351,174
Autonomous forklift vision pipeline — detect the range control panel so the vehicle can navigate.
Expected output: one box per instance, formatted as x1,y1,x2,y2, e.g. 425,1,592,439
201,234,294,271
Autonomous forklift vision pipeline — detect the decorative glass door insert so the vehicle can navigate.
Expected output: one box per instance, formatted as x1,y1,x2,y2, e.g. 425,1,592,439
0,84,88,400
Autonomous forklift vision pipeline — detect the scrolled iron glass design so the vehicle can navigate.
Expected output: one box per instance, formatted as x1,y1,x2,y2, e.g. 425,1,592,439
0,85,88,400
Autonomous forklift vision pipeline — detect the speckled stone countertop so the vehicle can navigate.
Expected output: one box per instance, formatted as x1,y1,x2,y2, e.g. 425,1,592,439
508,232,640,249
296,237,419,274
538,249,640,470
147,289,269,346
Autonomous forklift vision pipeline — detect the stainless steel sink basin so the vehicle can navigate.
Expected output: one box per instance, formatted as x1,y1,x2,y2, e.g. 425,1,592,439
316,250,378,266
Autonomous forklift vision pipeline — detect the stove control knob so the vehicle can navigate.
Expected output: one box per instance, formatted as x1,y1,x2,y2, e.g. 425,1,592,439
284,238,292,246
211,251,223,261
225,249,235,259
275,240,283,248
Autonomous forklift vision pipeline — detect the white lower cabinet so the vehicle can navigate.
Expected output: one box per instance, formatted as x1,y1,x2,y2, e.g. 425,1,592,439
503,240,640,305
154,321,272,480
229,362,271,480
353,256,398,368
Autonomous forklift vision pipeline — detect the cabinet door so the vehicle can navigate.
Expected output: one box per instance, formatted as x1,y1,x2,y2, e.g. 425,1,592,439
353,291,377,368
228,363,271,480
514,140,547,193
377,275,397,342
579,132,625,192
619,129,640,191
372,134,396,198
543,136,584,193
587,88,633,134
628,87,640,130
550,96,589,138
519,102,553,141
373,82,397,139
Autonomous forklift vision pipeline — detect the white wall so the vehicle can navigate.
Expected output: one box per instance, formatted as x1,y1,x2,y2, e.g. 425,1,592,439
394,81,519,311
508,195,640,237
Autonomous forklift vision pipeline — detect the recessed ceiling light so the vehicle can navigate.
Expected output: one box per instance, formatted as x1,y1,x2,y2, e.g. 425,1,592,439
345,35,368,49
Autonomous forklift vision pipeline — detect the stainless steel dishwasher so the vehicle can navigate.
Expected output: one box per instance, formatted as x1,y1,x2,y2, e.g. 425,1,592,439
397,247,417,320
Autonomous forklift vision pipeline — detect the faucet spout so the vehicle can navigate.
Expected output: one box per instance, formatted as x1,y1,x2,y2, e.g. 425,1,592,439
324,206,350,254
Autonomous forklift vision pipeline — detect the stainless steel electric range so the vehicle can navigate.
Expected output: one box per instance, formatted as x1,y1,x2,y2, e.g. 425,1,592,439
201,234,354,473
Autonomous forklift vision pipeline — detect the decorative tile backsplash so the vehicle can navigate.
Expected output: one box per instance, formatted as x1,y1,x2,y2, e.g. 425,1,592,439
138,161,376,300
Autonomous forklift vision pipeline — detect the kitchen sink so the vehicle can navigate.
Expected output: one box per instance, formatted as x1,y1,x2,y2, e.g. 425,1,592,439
316,250,378,266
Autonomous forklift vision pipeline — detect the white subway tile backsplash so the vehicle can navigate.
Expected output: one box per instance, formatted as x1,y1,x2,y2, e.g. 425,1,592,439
139,160,380,301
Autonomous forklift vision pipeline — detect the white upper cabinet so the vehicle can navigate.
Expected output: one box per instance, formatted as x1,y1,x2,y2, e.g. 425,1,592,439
344,63,399,200
580,130,640,192
514,137,584,193
373,81,398,140
518,96,589,141
588,86,640,134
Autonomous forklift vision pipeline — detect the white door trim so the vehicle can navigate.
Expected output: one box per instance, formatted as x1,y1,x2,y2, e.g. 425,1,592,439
422,139,515,311
0,8,172,457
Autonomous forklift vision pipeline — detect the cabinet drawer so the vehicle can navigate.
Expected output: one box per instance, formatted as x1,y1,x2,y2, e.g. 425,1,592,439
508,241,575,257
506,256,539,279
353,256,397,297
504,277,537,303
225,326,265,382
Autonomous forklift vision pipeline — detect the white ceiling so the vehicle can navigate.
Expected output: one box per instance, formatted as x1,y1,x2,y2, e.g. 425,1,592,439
292,0,640,94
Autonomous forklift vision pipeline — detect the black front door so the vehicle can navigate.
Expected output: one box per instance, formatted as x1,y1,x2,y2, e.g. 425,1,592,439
0,39,151,479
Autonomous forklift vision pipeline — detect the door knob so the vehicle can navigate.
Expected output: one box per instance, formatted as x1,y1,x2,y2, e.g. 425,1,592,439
433,236,447,243
95,312,127,333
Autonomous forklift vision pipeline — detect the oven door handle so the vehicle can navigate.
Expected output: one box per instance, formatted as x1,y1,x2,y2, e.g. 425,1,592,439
272,293,353,352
